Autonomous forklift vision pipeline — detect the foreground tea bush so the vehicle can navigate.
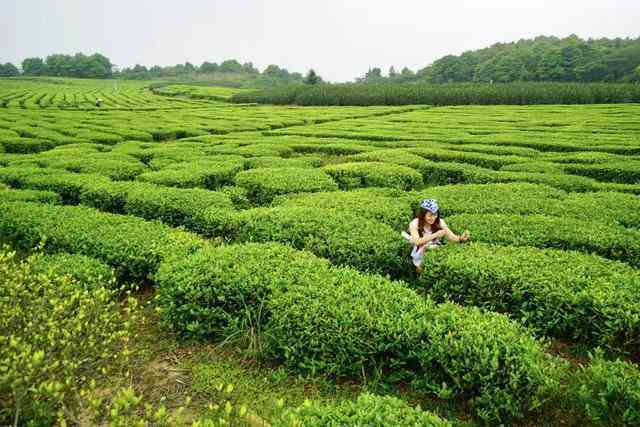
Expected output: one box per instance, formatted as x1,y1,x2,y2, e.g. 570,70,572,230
156,242,561,424
0,201,206,282
197,206,407,276
275,393,451,427
31,253,117,290
235,167,338,204
0,248,135,426
417,243,640,353
323,161,423,190
569,352,640,426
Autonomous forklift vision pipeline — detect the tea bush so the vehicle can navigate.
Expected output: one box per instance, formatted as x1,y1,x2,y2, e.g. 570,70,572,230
235,167,338,204
447,213,640,267
0,248,134,425
0,201,207,282
155,242,560,423
569,353,640,426
323,162,423,190
228,206,407,276
417,243,640,352
275,393,451,427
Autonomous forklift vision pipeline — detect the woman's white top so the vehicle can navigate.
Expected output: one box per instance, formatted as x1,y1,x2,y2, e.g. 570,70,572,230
406,218,447,267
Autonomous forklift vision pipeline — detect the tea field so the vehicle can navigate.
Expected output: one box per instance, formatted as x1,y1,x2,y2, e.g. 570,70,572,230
1,77,640,426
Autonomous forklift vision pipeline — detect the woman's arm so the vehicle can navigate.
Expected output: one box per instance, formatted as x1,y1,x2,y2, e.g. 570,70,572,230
410,222,446,245
441,221,470,243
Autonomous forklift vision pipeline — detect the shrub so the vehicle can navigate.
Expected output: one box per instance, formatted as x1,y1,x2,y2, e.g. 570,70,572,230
0,187,61,204
0,201,207,282
272,187,415,229
415,183,567,216
417,242,640,352
0,248,135,426
235,167,338,204
408,147,528,170
123,185,234,228
446,213,640,267
275,394,450,427
30,252,117,290
229,206,407,276
156,242,560,423
569,352,640,426
155,243,332,340
563,161,640,184
136,160,243,189
323,162,423,190
266,262,560,423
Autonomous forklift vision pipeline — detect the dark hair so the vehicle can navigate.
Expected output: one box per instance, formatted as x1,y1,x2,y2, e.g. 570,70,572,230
416,207,441,237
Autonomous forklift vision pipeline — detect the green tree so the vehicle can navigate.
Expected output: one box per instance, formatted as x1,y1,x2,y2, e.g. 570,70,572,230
0,62,19,77
304,69,322,85
22,57,47,75
218,59,243,73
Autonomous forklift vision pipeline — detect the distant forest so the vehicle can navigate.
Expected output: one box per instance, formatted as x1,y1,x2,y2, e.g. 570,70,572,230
0,53,305,87
1,35,639,84
360,35,640,84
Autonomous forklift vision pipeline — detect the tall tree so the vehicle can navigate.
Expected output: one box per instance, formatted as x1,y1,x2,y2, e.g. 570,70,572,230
0,63,19,77
303,69,322,85
22,57,47,76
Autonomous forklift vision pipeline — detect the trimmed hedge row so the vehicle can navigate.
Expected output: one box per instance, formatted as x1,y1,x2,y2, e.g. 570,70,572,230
155,242,560,423
275,394,450,427
0,187,61,204
446,213,640,267
234,167,338,204
136,160,244,189
407,147,529,170
323,162,423,190
417,242,640,352
569,354,640,426
196,206,407,277
231,82,640,106
0,167,236,229
0,201,206,282
272,187,414,229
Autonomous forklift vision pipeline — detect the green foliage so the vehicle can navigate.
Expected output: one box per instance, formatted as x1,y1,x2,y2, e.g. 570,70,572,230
0,187,61,204
418,243,640,352
156,242,560,423
419,34,640,83
446,213,640,268
31,252,117,290
0,201,206,282
0,248,135,425
234,167,338,204
136,160,243,189
276,393,451,427
323,161,423,190
123,185,234,228
155,243,332,340
230,206,407,276
569,352,640,426
232,82,640,106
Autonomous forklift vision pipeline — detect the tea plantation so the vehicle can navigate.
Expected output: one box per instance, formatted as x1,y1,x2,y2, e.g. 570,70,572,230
1,77,639,426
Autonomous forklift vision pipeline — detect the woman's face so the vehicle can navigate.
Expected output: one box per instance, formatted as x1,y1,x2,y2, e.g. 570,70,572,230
424,210,437,225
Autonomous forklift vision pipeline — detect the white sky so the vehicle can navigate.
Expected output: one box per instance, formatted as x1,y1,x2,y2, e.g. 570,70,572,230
2,0,639,82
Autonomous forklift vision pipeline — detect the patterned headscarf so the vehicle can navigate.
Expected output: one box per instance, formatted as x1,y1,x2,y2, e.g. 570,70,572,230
420,199,439,214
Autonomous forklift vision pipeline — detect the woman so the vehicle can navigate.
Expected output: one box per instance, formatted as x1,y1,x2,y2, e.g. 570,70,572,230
403,199,469,273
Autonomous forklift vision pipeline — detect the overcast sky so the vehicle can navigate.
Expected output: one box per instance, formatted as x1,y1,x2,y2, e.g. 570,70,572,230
2,0,639,82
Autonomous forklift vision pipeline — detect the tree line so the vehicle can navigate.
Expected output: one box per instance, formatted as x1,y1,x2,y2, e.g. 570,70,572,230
357,35,640,84
0,53,321,86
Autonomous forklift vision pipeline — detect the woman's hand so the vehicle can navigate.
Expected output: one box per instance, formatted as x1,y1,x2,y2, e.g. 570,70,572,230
434,229,447,239
459,229,470,242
